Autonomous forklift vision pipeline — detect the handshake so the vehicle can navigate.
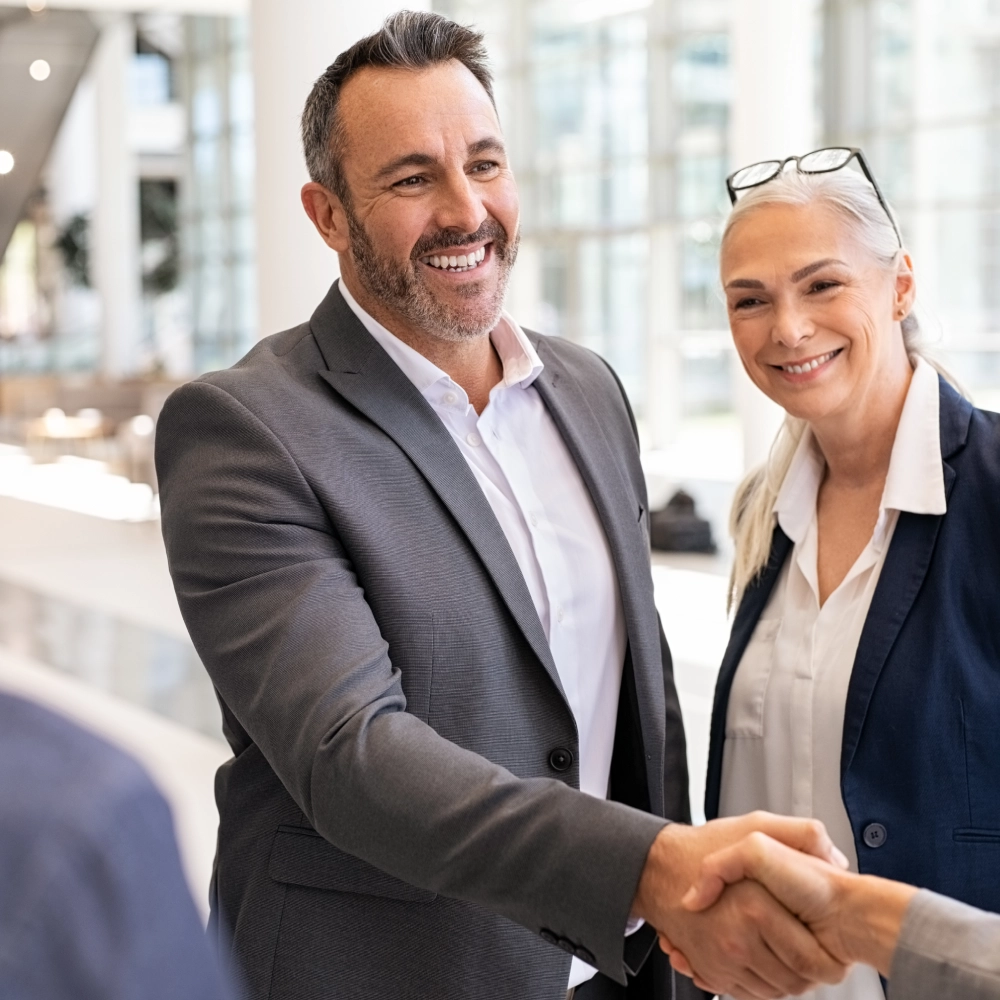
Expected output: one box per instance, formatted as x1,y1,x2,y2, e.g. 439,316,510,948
630,812,917,1000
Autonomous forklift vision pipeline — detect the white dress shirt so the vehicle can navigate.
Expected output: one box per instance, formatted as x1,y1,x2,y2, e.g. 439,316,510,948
719,357,947,1000
339,281,628,990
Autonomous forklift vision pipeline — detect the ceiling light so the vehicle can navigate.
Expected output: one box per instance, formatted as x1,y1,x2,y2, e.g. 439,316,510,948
26,0,46,11
29,59,51,81
0,151,14,176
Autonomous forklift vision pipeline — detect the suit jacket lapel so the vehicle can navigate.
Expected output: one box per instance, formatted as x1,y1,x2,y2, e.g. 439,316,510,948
841,379,973,778
310,283,566,702
704,528,792,819
530,338,668,775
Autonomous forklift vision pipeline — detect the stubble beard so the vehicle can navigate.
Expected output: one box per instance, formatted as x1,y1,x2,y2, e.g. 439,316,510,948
346,208,520,343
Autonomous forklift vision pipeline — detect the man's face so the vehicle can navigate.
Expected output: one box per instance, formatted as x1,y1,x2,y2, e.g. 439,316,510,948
334,60,520,342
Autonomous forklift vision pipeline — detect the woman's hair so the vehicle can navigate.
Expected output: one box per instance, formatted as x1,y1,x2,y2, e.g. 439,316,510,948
724,168,951,610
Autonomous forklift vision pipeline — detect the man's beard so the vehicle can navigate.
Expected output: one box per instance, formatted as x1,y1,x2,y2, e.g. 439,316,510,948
346,208,519,343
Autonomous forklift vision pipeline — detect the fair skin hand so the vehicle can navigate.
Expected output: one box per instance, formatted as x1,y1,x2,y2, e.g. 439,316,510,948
721,201,918,604
631,813,851,1000
671,833,917,980
301,60,518,414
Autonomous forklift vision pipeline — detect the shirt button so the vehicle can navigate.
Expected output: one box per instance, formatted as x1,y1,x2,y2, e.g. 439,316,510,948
466,432,481,447
556,607,565,624
443,392,458,405
529,513,538,527
863,823,888,849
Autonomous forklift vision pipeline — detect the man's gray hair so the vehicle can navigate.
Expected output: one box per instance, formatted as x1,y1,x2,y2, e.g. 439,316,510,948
301,11,496,203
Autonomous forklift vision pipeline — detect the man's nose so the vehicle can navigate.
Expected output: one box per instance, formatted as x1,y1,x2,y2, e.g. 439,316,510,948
433,171,488,236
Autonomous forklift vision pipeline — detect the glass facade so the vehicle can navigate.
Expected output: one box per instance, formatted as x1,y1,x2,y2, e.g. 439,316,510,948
823,0,1000,410
179,15,256,374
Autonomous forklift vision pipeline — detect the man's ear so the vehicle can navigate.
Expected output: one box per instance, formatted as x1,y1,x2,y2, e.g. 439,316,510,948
301,182,350,253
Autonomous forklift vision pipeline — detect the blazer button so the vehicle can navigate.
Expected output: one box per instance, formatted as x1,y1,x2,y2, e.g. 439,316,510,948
863,823,888,849
549,747,574,772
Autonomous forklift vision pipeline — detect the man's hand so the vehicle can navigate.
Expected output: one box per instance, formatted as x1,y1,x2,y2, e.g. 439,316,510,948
631,813,851,1000
679,832,918,978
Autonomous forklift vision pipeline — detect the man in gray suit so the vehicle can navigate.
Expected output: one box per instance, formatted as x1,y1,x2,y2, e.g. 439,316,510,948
673,832,1000,999
156,12,848,1000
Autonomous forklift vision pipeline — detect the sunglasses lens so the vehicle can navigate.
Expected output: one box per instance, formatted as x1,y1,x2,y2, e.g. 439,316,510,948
730,161,783,190
799,147,853,172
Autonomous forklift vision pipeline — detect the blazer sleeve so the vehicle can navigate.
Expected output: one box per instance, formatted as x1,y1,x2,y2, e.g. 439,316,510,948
155,379,666,984
889,890,1000,1000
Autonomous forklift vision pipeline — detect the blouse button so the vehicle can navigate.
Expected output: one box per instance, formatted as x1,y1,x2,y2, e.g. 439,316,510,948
862,823,888,849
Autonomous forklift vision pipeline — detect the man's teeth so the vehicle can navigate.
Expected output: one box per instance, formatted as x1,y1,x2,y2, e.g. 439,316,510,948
423,246,487,271
781,350,839,374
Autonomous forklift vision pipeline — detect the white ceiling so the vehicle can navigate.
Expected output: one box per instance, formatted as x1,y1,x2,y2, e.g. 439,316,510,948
30,0,246,14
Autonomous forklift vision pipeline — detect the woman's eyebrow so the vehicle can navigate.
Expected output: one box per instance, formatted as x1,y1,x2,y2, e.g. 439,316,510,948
725,278,766,290
791,258,847,282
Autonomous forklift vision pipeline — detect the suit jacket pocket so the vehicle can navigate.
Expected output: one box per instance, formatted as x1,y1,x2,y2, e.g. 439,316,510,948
268,825,437,902
953,828,1000,844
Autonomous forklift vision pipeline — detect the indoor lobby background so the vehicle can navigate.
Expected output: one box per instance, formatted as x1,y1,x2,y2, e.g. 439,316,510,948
1,0,998,910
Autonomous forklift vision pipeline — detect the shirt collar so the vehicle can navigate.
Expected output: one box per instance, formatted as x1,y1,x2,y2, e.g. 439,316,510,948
338,278,544,399
775,355,947,545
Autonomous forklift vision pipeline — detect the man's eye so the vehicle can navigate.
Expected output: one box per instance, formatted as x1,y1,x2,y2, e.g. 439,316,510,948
471,161,499,174
394,176,425,188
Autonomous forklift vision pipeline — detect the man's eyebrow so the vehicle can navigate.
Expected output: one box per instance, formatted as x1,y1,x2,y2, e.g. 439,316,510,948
467,136,506,158
725,278,766,290
374,152,437,181
791,258,847,282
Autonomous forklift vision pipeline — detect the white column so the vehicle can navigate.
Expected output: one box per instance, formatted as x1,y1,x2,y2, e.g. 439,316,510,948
250,0,430,338
728,0,819,471
93,15,142,378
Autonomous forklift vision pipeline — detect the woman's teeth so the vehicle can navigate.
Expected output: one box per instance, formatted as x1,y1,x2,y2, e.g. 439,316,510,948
423,246,487,272
781,350,839,374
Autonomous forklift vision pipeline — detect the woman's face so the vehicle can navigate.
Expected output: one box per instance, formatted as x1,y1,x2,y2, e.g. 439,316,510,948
720,200,915,425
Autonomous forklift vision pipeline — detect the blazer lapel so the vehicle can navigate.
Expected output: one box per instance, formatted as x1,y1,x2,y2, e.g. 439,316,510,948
705,527,792,820
530,338,668,774
309,283,566,703
841,379,973,778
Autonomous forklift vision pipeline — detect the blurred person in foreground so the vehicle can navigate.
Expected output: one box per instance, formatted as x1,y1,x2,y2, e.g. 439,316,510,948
701,148,1000,1000
666,832,1000,999
0,691,231,1000
155,11,849,1000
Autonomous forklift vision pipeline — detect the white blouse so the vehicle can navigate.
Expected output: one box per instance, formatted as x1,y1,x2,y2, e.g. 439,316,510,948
719,358,947,1000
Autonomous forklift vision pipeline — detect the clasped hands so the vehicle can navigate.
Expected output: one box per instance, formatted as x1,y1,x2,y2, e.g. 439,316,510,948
630,811,910,1000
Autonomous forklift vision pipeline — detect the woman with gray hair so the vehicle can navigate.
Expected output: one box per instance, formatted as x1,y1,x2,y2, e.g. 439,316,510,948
700,149,1000,1000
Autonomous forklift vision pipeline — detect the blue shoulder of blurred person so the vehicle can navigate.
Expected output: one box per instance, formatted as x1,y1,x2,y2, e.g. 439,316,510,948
0,691,232,1000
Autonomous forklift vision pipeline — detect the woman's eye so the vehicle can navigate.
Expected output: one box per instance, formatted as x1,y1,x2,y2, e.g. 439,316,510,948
733,297,764,310
810,280,840,293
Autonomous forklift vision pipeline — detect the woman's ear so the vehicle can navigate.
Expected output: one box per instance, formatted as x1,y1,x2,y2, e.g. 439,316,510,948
301,183,351,253
894,252,917,320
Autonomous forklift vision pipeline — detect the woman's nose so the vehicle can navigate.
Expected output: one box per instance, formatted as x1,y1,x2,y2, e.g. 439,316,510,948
771,304,813,348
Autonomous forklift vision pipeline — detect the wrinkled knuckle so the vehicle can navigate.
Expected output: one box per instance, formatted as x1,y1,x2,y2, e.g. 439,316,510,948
719,934,751,964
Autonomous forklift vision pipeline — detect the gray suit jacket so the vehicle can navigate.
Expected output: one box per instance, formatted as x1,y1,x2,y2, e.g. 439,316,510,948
155,281,691,1000
890,890,1000,999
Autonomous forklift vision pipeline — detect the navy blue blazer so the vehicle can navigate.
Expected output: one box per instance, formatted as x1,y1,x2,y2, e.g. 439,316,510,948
705,379,1000,911
0,692,231,1000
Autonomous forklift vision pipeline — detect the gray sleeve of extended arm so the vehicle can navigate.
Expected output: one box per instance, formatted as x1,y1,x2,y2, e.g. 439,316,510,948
889,889,1000,1000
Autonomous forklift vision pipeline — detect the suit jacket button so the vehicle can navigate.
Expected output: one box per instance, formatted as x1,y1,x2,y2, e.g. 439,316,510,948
574,946,596,965
540,928,558,946
863,823,888,849
549,748,574,772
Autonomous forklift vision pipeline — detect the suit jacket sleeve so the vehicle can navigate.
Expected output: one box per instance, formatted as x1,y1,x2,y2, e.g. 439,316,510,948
155,379,666,983
889,890,1000,1000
